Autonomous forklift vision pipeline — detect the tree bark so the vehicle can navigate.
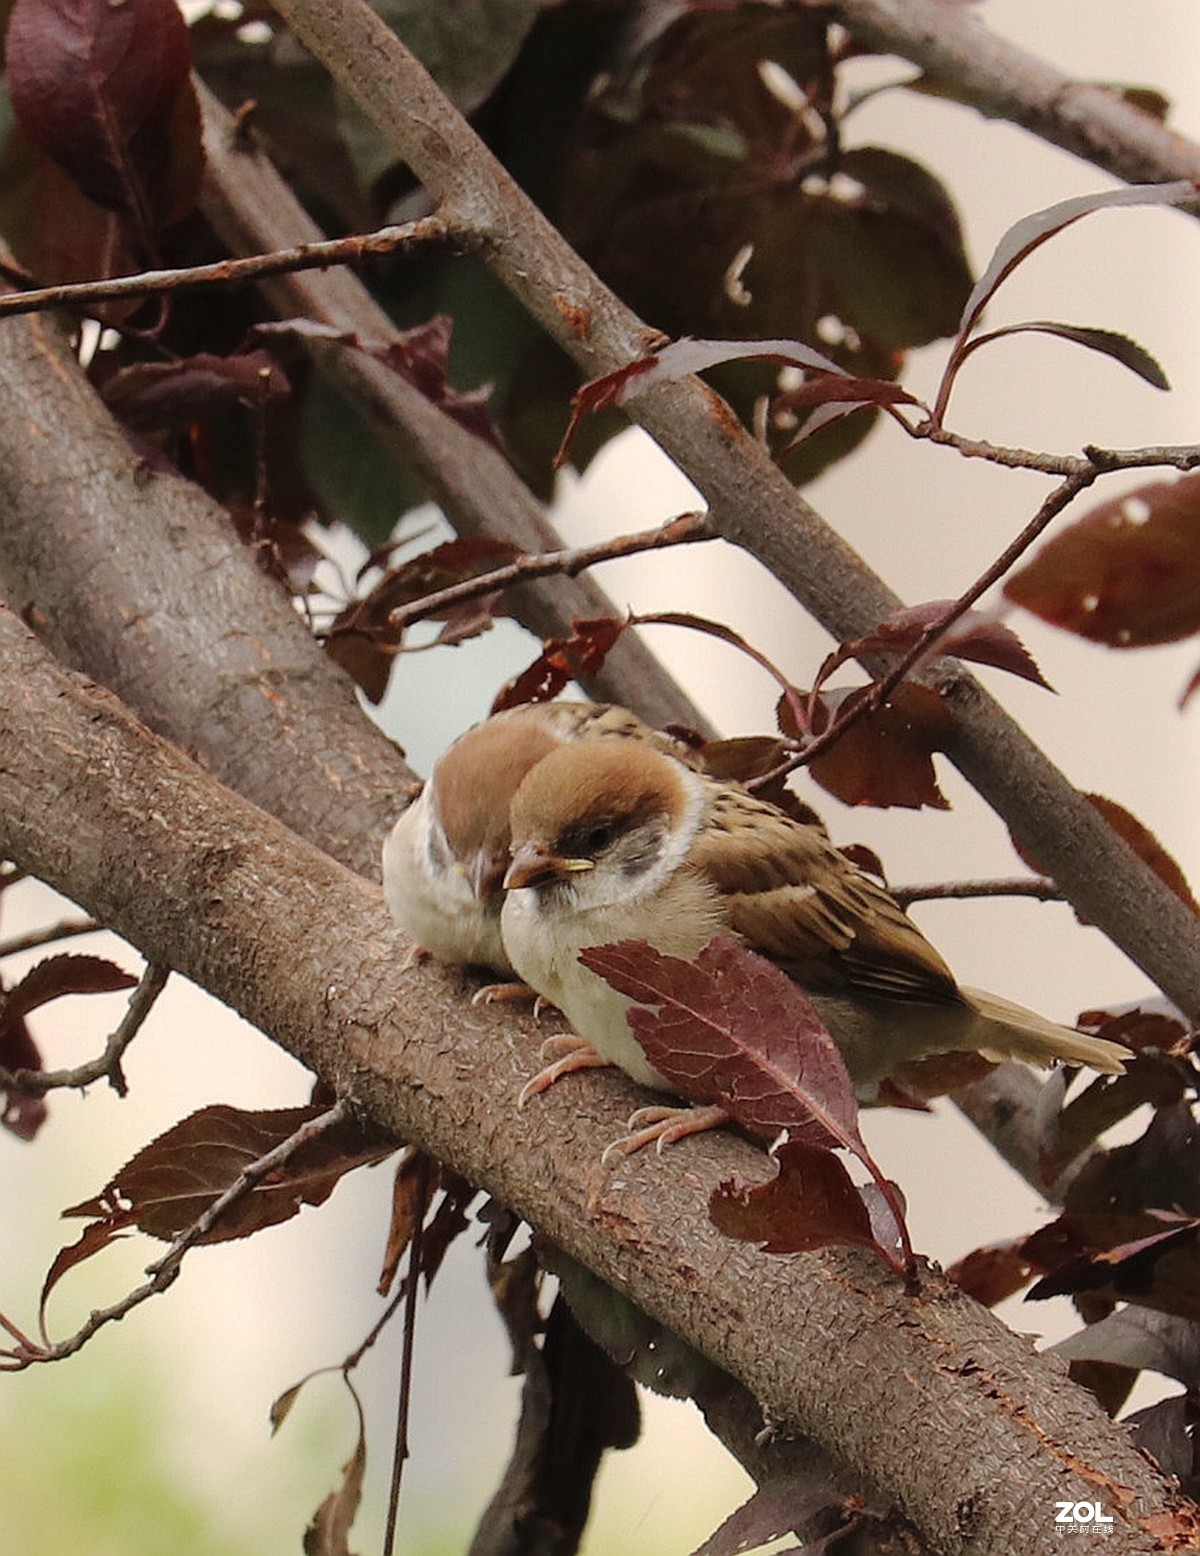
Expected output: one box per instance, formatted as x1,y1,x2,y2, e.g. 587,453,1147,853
0,603,1188,1556
0,288,406,878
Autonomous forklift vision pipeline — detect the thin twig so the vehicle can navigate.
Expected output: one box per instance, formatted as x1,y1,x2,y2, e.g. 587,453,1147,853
891,876,1063,909
0,961,169,1099
0,1097,353,1369
749,464,1102,790
0,218,458,321
383,1153,431,1556
386,512,715,630
910,422,1200,475
0,916,102,958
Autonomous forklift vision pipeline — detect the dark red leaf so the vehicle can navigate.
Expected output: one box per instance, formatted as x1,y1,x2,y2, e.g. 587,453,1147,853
1054,1307,1200,1387
1005,471,1200,647
773,372,923,411
945,1240,1034,1307
7,0,203,232
803,684,956,810
62,1104,395,1245
691,1476,877,1556
697,736,826,828
580,936,860,1148
1025,1215,1200,1322
326,536,520,701
1092,796,1195,916
555,336,849,467
492,617,628,711
817,602,1052,691
0,1012,47,1141
635,611,809,734
1011,793,1200,920
303,1392,367,1556
1,953,136,1026
256,315,501,448
949,182,1197,368
709,1139,877,1256
579,935,912,1270
323,631,397,706
967,321,1169,391
100,351,291,432
335,536,519,638
40,1212,133,1321
1127,1396,1200,1496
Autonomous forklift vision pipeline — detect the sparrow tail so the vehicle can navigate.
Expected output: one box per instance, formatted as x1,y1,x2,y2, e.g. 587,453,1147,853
961,987,1127,1074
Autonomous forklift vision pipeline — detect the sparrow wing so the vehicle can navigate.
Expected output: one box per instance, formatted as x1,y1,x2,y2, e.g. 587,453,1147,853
691,786,963,1006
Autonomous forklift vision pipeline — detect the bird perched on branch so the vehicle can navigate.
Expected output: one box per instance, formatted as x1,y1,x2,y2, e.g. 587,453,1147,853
500,737,1128,1105
381,700,699,975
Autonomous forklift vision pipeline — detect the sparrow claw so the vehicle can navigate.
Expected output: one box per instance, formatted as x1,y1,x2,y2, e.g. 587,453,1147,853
398,941,432,972
470,979,537,1007
600,1103,730,1164
517,1036,611,1109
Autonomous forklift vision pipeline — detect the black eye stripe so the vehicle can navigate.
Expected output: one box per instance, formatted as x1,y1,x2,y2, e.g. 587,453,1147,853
560,819,617,856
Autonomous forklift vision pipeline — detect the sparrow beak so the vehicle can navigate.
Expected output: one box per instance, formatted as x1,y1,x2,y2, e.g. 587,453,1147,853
503,842,595,891
464,849,509,903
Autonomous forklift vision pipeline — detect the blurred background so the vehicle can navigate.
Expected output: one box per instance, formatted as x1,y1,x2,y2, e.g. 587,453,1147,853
2,2,1199,1551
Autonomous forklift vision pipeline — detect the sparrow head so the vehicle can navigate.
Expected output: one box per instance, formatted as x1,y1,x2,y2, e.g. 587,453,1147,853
426,708,564,899
504,739,705,907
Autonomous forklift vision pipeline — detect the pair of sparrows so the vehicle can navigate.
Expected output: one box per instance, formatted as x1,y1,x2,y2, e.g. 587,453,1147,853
383,701,1126,1122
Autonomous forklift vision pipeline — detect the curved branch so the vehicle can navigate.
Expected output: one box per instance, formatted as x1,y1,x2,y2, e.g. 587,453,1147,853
834,0,1200,190
0,603,1183,1555
264,0,1200,1024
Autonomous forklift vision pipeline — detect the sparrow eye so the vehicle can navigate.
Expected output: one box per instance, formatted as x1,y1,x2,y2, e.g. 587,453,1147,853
564,820,616,858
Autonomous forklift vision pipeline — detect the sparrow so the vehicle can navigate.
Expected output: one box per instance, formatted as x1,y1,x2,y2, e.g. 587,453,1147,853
500,738,1128,1111
381,700,700,976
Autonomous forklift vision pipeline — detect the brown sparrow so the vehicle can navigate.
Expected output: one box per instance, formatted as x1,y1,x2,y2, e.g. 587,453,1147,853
500,739,1128,1104
382,701,699,975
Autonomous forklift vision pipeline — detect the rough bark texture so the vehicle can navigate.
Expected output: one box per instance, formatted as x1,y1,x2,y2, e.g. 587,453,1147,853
0,604,1191,1556
0,296,407,878
266,0,1200,1025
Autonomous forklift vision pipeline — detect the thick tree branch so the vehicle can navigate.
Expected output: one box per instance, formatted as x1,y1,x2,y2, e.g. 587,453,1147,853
196,81,714,737
0,604,1185,1556
264,0,1200,1025
834,0,1200,189
0,271,407,878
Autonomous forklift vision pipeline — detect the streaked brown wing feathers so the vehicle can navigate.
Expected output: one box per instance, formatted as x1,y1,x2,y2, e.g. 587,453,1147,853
691,786,961,1004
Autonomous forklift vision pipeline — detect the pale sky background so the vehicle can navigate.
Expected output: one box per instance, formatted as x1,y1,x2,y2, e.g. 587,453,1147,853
2,4,1199,1553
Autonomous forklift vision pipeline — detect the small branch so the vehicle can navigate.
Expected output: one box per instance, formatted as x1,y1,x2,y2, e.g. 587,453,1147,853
0,1097,353,1369
750,464,1101,791
384,1152,431,1556
0,219,458,321
911,422,1200,476
386,512,716,630
0,916,102,958
891,876,1063,908
0,961,169,1099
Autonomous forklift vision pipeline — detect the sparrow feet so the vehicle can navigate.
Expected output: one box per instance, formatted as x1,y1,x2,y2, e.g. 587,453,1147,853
600,1103,730,1165
517,1035,611,1109
470,979,538,1007
399,942,432,972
